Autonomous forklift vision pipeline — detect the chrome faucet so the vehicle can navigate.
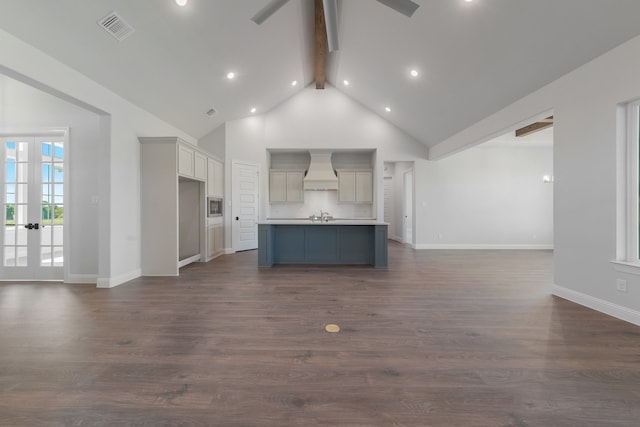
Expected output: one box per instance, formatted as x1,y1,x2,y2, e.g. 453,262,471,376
320,210,331,222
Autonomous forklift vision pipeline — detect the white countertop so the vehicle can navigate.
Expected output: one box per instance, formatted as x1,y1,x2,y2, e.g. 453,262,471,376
259,219,387,225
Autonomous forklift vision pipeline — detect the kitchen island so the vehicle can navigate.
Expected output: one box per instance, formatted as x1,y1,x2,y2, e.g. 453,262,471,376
258,220,388,268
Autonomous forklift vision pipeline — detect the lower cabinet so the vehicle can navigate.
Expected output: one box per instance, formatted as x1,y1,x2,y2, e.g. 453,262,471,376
207,224,224,260
258,224,388,268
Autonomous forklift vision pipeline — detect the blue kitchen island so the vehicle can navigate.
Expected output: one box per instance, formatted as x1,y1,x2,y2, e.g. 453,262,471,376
258,220,388,268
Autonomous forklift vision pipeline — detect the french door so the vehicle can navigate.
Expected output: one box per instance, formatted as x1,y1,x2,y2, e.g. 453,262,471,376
1,136,65,280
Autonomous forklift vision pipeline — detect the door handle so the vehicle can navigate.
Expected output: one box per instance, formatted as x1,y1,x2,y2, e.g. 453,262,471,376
34,223,39,230
23,223,41,230
24,223,33,229
236,216,239,221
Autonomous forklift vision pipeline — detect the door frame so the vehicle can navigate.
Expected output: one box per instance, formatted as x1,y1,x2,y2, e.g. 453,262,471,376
0,128,69,281
402,167,414,246
231,160,260,252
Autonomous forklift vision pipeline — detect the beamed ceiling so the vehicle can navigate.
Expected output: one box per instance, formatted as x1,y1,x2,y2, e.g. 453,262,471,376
2,0,640,147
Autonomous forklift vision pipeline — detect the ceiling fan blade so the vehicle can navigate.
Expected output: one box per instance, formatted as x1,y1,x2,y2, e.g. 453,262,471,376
376,0,420,18
323,0,339,52
251,0,291,25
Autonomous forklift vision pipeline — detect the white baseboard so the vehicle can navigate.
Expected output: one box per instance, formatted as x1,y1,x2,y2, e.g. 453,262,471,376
96,268,142,289
65,274,97,284
414,243,554,250
552,284,640,326
225,248,235,254
389,235,403,243
178,254,200,268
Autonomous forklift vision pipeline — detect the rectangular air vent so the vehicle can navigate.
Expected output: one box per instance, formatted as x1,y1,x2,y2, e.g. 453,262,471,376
205,108,217,117
99,12,135,42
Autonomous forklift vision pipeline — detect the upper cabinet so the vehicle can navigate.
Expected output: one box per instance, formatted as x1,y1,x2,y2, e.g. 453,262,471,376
269,170,304,203
177,143,208,181
194,152,207,181
178,144,195,177
207,158,224,197
338,170,373,204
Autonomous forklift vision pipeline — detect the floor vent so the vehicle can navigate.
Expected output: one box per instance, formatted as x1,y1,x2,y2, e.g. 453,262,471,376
98,12,135,42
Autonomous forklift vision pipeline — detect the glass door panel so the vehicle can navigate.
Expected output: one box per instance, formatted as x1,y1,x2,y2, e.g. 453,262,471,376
40,141,64,267
1,137,64,280
3,140,29,267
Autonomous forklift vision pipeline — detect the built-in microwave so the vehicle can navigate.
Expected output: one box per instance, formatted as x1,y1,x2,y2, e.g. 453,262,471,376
207,197,223,217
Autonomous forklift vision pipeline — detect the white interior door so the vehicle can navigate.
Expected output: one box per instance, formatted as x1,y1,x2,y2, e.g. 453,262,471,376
2,136,65,280
403,169,413,245
232,162,259,251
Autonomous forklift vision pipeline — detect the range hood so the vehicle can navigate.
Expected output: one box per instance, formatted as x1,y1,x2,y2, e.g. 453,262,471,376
304,151,338,190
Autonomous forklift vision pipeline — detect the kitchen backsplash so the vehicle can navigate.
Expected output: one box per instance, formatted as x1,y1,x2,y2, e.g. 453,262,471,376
269,191,374,219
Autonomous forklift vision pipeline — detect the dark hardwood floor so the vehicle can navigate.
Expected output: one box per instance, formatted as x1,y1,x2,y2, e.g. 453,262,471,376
1,242,640,426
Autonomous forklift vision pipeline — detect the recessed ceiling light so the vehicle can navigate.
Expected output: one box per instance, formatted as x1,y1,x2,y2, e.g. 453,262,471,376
410,69,419,77
291,80,298,87
227,72,236,80
250,108,257,113
385,107,391,113
343,80,350,86
176,0,187,6
465,0,473,2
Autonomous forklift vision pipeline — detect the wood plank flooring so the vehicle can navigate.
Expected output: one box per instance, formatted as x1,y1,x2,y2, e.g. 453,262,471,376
1,243,640,426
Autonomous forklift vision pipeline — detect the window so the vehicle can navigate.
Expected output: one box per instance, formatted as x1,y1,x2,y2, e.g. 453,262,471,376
614,100,640,272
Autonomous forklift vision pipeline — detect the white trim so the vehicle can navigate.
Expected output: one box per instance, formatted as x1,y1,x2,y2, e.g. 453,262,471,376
65,274,97,284
552,284,640,326
414,244,554,250
224,248,235,254
96,268,141,288
0,127,68,137
626,101,639,260
389,235,403,243
611,260,640,276
178,254,200,268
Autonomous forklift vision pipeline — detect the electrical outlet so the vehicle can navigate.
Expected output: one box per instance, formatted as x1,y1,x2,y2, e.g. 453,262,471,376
616,279,628,293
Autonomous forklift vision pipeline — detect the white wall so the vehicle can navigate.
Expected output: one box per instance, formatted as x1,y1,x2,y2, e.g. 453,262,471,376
0,28,197,287
416,144,553,249
221,85,427,248
0,75,101,280
430,34,640,324
209,84,555,253
198,123,225,160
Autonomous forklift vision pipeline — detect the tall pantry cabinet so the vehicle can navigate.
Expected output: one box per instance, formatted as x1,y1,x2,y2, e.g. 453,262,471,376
139,137,223,276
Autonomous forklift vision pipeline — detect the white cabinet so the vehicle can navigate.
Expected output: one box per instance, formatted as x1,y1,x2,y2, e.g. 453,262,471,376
338,170,373,203
178,144,194,177
207,158,224,197
194,152,207,181
139,137,223,275
269,170,304,203
207,223,224,260
178,143,208,182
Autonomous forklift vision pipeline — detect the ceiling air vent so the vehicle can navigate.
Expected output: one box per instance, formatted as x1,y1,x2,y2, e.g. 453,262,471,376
98,12,135,42
205,108,217,117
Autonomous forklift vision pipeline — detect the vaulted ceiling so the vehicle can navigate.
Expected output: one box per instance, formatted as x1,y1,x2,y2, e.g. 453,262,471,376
2,0,640,148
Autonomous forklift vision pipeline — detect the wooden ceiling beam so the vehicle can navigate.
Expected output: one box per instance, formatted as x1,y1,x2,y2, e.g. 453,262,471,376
515,116,554,137
315,0,326,89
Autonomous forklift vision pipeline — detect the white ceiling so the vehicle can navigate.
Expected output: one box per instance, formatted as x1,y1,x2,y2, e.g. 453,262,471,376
1,0,640,147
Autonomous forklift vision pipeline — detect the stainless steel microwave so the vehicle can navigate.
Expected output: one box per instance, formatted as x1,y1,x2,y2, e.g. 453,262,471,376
207,197,223,217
